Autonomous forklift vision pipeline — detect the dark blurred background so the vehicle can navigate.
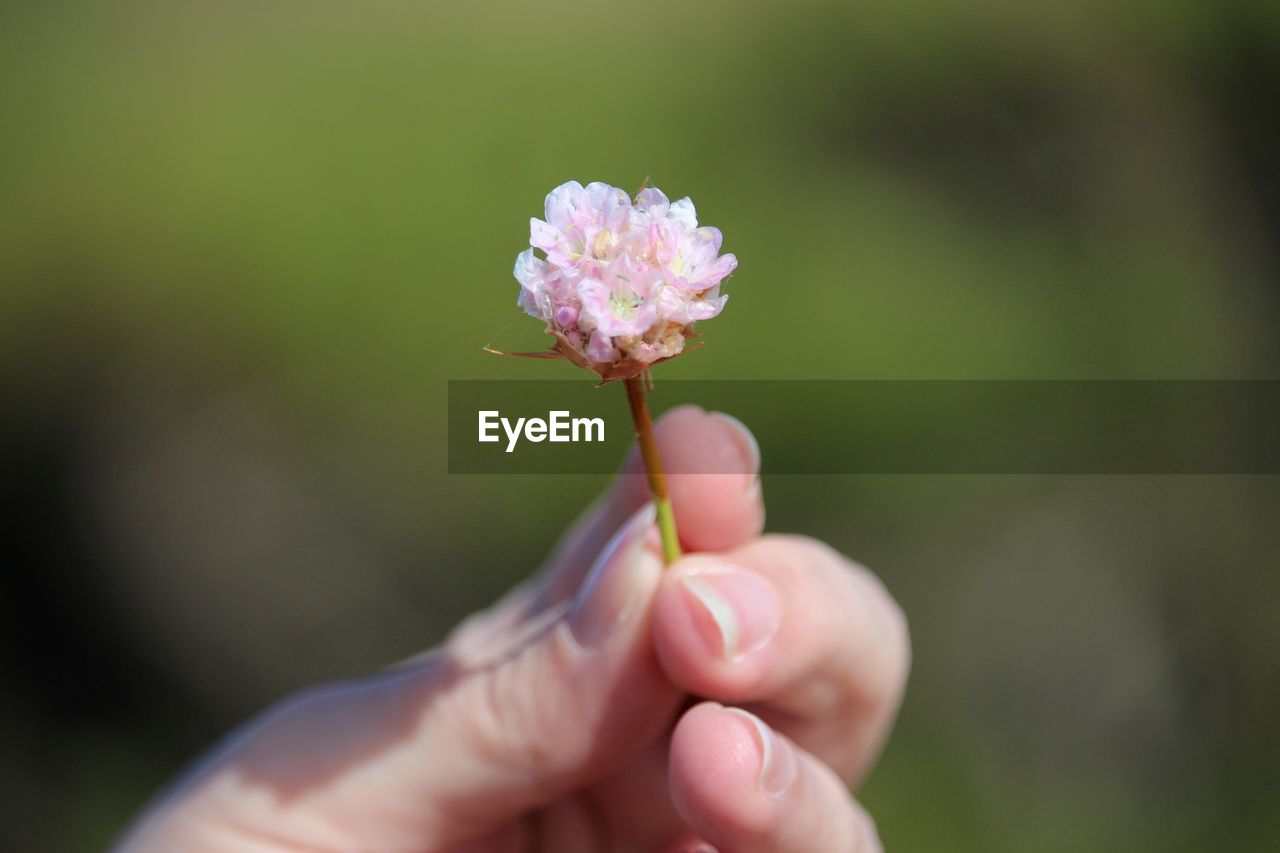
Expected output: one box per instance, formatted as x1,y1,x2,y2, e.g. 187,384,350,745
3,1,1279,850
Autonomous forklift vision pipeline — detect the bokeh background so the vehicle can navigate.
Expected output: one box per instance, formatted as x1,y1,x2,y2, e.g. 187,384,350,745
4,1,1280,849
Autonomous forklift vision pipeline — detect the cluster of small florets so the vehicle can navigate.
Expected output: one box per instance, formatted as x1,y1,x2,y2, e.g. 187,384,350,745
514,181,736,380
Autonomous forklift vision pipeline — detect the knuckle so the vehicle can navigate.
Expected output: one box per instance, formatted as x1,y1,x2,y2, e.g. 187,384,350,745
843,567,912,712
749,533,911,711
850,799,883,852
826,563,911,716
858,568,910,669
871,575,912,695
751,533,845,584
758,531,839,560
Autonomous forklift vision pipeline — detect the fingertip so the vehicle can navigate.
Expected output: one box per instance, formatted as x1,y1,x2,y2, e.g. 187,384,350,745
653,556,779,699
650,407,764,552
671,703,881,853
852,800,886,853
659,403,709,422
521,404,764,623
669,703,790,843
707,411,760,475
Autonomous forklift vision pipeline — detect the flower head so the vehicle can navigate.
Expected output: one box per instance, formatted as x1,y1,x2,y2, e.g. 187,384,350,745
513,180,736,381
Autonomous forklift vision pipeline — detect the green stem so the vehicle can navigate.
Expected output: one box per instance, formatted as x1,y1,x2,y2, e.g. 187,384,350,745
623,375,681,564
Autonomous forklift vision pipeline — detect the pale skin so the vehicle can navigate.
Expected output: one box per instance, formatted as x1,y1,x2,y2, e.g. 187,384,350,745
118,407,911,852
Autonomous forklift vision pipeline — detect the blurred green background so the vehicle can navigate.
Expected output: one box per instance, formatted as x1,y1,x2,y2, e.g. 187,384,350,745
3,1,1279,850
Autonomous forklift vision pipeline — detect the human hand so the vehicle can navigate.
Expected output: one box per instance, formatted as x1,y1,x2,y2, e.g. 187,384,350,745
118,407,910,852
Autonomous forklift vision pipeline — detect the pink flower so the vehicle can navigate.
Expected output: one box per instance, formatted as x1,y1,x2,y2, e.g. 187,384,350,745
586,330,617,363
578,258,659,338
653,222,738,293
530,181,633,271
513,180,736,378
633,187,698,231
514,248,577,324
656,281,728,324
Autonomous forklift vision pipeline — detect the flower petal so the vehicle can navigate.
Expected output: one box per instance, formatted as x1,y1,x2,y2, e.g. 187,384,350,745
669,197,698,229
635,187,670,213
688,292,728,321
543,181,584,229
587,330,616,362
702,253,738,290
513,248,541,288
530,218,559,252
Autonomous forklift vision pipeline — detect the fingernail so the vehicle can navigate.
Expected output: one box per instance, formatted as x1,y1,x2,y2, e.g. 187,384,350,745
679,564,781,661
567,504,657,650
723,707,797,798
709,411,760,479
